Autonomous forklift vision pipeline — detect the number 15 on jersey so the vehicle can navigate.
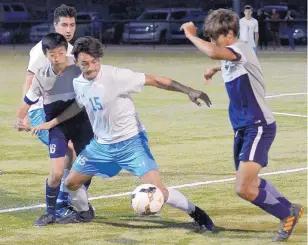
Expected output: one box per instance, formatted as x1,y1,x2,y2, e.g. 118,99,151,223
89,97,103,111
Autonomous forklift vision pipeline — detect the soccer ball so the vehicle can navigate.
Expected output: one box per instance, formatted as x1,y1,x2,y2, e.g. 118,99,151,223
131,184,164,215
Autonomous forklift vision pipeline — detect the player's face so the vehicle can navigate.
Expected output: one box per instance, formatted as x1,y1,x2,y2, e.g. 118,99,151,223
54,17,76,42
77,52,101,80
244,9,252,18
211,30,235,47
46,46,67,68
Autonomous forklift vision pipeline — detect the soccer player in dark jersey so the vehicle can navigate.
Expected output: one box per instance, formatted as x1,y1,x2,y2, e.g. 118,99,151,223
22,5,78,213
181,9,304,242
16,33,94,226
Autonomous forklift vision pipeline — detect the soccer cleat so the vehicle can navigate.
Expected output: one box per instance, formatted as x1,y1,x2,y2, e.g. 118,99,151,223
189,206,215,231
34,212,56,226
272,203,304,242
55,205,76,218
56,208,94,224
88,203,96,219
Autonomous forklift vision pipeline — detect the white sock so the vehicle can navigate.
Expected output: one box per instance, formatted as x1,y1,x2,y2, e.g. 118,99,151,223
69,185,89,212
166,188,195,214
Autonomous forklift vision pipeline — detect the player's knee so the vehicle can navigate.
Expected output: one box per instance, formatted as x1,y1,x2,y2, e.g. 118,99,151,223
65,179,80,191
235,183,250,200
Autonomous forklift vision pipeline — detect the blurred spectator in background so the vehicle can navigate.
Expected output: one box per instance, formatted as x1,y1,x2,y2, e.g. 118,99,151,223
284,10,295,50
270,9,282,50
239,5,259,53
257,9,269,50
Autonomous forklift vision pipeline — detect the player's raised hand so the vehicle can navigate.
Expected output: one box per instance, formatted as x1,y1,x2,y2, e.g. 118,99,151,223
180,22,197,38
188,90,212,107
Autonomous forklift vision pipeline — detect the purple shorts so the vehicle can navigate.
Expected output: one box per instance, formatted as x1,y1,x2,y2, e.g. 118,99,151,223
233,122,276,170
48,119,93,159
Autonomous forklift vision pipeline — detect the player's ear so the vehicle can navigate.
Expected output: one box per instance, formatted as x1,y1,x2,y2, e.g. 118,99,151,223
227,30,234,39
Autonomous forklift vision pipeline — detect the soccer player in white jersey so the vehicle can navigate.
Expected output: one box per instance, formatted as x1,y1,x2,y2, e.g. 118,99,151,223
19,4,81,216
239,5,259,53
181,9,304,242
32,36,215,230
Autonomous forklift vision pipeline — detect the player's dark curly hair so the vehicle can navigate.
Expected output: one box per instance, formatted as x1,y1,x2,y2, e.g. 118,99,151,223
42,33,68,55
54,4,77,24
72,36,104,60
204,8,239,41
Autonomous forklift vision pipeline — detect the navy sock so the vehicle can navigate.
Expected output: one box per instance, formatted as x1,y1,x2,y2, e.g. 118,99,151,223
260,178,292,209
46,179,60,215
252,188,290,220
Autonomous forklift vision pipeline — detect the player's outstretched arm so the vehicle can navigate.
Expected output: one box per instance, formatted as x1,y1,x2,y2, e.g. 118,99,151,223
144,75,211,107
31,101,83,135
180,22,238,61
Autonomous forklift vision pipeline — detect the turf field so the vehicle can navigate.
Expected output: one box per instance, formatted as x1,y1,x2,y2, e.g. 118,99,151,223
0,45,306,245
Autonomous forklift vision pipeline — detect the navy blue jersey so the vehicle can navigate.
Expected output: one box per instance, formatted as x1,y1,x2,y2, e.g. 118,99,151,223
25,61,93,146
220,41,275,130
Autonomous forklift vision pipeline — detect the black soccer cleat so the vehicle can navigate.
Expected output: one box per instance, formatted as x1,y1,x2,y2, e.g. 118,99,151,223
56,208,94,224
189,206,215,231
34,212,56,226
88,203,95,219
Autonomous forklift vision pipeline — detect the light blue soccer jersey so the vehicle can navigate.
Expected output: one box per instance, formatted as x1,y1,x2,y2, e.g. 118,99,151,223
221,40,275,130
73,65,146,143
71,65,158,178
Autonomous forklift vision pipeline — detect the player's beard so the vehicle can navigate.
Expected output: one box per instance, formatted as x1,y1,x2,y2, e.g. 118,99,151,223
85,70,98,80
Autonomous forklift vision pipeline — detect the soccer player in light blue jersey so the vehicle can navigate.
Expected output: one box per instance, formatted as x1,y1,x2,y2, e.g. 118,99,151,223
33,36,215,230
181,9,304,242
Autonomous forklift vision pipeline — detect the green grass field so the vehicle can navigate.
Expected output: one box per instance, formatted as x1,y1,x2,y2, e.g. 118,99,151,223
0,45,306,245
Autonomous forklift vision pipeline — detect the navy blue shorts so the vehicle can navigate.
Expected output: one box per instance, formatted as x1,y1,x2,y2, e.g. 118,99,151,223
233,122,276,170
49,119,93,159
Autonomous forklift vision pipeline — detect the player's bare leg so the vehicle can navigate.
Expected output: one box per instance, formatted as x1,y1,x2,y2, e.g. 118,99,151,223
141,170,215,231
236,161,304,242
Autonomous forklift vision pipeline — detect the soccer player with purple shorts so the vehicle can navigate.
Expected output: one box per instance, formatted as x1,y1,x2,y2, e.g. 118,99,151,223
16,33,94,226
19,4,80,216
181,9,304,242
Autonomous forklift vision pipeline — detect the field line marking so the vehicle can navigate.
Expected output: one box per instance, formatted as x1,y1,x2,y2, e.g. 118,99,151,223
0,167,306,214
273,112,307,118
266,93,307,99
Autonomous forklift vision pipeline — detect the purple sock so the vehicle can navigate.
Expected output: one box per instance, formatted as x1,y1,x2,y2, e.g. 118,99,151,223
260,178,292,209
252,188,290,220
46,180,60,215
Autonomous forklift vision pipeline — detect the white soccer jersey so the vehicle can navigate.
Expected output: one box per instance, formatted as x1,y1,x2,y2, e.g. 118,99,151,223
239,17,259,48
73,65,146,144
27,41,73,111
